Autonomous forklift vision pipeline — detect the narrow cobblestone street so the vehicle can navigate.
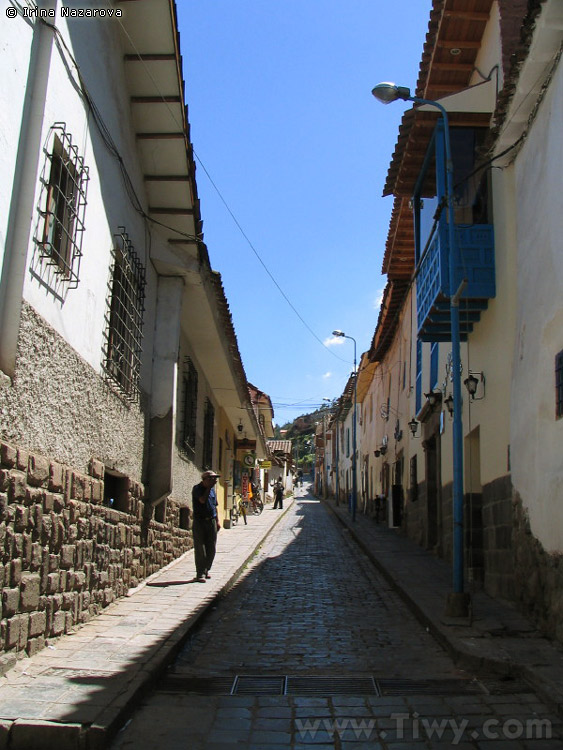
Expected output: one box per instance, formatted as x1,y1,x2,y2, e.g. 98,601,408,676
111,489,562,749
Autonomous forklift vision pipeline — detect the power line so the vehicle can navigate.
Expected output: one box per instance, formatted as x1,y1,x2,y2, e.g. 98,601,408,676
192,153,350,362
112,12,351,364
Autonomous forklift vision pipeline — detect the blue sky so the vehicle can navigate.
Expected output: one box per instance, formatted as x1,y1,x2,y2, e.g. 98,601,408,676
177,1,431,425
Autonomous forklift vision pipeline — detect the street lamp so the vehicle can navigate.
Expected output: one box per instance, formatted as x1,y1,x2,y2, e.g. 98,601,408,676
372,82,469,615
332,329,358,522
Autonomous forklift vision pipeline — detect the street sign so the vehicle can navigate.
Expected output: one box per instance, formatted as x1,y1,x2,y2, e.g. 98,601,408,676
259,461,272,468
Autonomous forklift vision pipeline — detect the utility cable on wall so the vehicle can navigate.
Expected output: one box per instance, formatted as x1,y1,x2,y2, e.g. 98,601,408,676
112,11,352,365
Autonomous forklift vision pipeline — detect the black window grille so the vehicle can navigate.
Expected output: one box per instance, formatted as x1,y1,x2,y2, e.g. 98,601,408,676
556,350,563,419
202,398,215,470
102,228,146,401
37,124,89,288
181,358,198,457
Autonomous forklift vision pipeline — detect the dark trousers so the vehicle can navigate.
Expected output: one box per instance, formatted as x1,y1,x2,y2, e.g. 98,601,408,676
192,518,217,577
273,492,283,509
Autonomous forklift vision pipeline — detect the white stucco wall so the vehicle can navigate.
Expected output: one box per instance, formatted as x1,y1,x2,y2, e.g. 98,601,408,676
455,160,517,490
172,335,221,504
511,57,563,552
9,10,159,389
0,12,33,266
469,2,503,90
0,7,178,475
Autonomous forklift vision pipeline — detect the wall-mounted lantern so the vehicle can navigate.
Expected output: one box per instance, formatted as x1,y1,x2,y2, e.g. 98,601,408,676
464,371,485,400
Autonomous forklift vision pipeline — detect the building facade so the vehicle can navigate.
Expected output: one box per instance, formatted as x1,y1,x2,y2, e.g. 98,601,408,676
0,1,265,661
334,0,563,640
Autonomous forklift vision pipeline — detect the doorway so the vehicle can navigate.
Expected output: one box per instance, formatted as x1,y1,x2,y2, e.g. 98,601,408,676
424,435,439,550
465,426,484,585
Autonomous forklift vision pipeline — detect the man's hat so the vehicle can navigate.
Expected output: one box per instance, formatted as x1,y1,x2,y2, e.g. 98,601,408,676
201,470,220,479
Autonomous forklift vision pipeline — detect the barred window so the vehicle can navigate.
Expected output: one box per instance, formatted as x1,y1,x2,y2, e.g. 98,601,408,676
38,125,88,288
181,358,198,456
102,229,146,400
202,398,215,470
556,350,563,419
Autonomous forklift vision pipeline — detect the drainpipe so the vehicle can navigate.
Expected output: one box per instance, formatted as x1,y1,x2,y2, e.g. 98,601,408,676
0,1,58,377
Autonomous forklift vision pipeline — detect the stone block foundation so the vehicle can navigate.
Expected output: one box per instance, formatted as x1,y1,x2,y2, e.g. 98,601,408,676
0,441,191,660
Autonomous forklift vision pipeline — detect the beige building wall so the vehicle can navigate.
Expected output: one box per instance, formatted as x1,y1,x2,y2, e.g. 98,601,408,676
511,58,563,553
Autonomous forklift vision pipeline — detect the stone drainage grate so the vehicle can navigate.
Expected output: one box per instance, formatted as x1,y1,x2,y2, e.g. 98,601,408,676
286,676,379,696
160,675,498,697
233,675,287,695
377,678,484,696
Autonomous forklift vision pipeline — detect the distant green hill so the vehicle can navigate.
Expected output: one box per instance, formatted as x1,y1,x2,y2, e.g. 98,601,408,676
273,406,325,439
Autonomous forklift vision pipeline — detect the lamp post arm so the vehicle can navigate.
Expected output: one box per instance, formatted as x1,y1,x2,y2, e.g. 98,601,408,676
346,335,358,523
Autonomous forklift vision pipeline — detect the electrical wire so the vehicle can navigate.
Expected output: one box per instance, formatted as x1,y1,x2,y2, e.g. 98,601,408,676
192,154,351,360
37,11,358,434
111,11,352,365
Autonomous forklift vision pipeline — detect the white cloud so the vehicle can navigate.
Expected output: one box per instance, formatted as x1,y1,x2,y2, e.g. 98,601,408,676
323,335,345,347
373,287,385,310
322,372,332,380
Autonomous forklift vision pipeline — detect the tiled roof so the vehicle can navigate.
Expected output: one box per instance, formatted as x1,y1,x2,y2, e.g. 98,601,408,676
267,440,292,454
382,0,496,198
372,0,524,366
368,279,411,363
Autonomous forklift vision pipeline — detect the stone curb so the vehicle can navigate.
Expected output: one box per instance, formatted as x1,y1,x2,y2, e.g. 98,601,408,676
95,496,296,748
323,498,563,719
2,498,296,750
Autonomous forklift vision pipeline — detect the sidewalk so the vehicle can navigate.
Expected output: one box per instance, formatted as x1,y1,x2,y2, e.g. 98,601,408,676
0,497,295,750
325,497,563,719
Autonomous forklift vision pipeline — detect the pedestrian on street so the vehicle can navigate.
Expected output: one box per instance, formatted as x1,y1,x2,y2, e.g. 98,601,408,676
273,478,284,510
192,470,221,582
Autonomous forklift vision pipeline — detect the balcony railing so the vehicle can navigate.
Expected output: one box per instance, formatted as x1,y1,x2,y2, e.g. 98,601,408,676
417,223,495,341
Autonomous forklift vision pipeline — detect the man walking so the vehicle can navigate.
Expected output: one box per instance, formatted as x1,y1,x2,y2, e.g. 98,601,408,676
192,470,221,582
273,478,284,510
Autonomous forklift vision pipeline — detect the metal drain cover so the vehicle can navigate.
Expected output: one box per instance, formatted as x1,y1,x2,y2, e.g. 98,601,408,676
377,678,484,696
286,676,379,696
233,675,286,695
158,674,492,698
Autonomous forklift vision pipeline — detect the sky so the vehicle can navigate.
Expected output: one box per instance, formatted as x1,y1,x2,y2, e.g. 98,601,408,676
176,1,431,425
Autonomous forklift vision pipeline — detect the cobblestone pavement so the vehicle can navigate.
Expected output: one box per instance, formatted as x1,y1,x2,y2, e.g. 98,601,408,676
112,492,563,749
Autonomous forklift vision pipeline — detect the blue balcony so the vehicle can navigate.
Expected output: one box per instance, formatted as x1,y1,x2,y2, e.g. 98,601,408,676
417,223,495,342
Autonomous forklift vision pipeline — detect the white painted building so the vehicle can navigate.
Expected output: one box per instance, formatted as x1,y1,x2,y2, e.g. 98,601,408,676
359,0,563,639
0,0,265,656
